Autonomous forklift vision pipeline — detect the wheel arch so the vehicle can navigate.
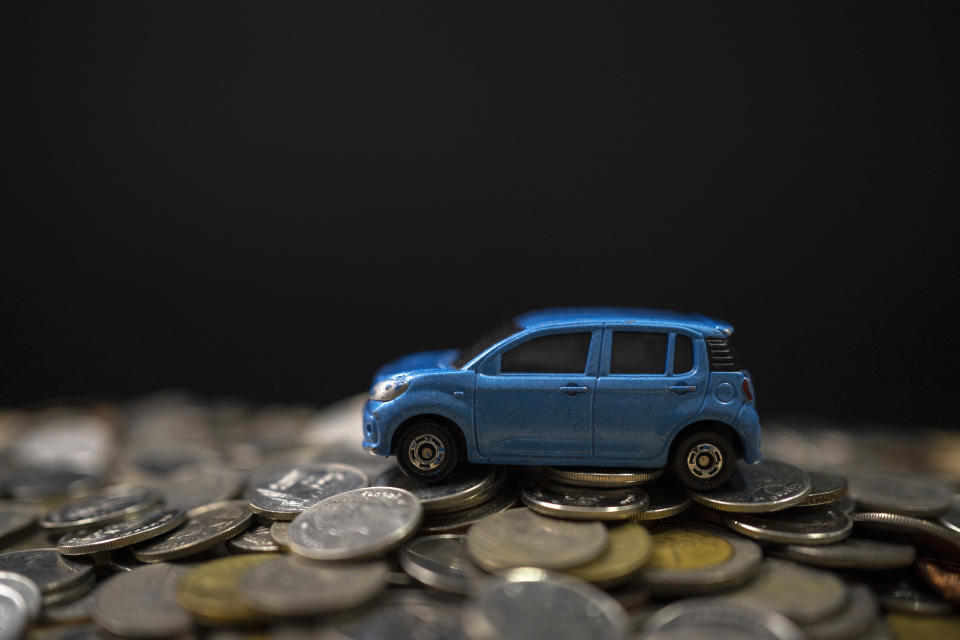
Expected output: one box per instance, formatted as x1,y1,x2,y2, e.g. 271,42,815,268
390,414,469,460
668,420,744,461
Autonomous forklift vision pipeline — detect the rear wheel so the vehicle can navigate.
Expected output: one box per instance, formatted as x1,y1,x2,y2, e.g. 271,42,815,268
671,431,736,490
396,420,460,483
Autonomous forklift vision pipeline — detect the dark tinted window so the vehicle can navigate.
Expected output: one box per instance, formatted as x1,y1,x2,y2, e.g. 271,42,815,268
673,335,693,374
611,332,668,374
453,321,522,368
500,332,592,374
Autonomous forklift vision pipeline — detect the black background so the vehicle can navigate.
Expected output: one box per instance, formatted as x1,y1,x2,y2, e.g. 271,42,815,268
3,2,958,426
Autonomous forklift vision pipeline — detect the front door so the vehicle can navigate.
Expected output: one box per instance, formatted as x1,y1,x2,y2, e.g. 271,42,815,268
476,329,599,458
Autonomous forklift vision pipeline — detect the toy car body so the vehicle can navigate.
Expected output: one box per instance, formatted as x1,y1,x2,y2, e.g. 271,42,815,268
362,308,761,489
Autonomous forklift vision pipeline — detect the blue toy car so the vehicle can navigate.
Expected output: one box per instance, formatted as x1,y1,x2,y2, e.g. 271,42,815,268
362,308,761,490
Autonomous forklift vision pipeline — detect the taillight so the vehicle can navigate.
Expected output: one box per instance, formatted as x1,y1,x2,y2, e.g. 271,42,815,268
742,378,754,402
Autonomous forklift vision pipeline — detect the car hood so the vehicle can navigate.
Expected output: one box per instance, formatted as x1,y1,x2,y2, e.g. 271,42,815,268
373,349,459,383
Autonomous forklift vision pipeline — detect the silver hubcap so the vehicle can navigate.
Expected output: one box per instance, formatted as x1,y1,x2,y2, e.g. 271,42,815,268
408,434,445,471
687,443,723,480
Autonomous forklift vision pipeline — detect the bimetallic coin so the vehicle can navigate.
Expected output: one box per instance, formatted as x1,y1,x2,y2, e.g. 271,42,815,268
471,568,630,640
640,599,805,640
398,534,486,595
155,467,246,513
0,549,93,595
852,512,960,562
799,471,848,507
0,583,29,640
289,487,422,561
521,478,648,521
40,485,160,532
467,508,608,572
238,556,388,617
721,504,852,545
776,538,916,570
846,471,953,517
689,460,811,513
245,463,368,520
269,521,290,551
375,466,502,514
567,522,653,587
917,558,960,606
719,559,848,625
57,509,186,556
0,571,41,621
226,525,278,554
545,466,664,488
92,564,193,639
940,495,960,535
634,482,691,521
636,526,763,596
0,504,37,545
419,488,518,534
133,500,252,562
176,554,276,626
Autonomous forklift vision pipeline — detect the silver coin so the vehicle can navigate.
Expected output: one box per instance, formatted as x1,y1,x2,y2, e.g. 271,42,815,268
718,559,848,625
57,509,186,555
0,549,93,594
776,538,916,570
270,521,291,551
834,495,856,515
801,584,878,640
374,466,501,514
634,482,691,521
40,584,97,625
245,463,368,520
40,485,161,532
132,500,252,562
238,555,388,616
545,466,664,488
466,507,608,572
155,466,246,513
226,524,279,554
689,460,811,513
721,504,852,545
873,575,955,614
42,572,95,606
398,534,485,596
420,488,518,534
91,563,193,639
639,599,804,640
521,477,648,521
0,582,29,640
939,494,960,535
470,567,630,640
851,512,960,561
0,571,41,621
5,469,102,503
846,471,953,517
289,487,423,561
0,504,37,545
329,589,471,640
799,472,848,507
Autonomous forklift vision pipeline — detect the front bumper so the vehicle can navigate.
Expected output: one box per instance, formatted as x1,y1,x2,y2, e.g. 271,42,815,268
361,399,390,456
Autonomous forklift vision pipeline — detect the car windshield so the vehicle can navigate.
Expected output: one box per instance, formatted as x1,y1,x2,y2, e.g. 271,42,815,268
452,320,522,368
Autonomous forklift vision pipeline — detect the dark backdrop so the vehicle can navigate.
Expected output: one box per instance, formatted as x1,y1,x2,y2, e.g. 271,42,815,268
3,2,958,426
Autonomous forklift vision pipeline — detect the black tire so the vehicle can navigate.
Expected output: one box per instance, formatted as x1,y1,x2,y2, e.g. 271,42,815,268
671,431,736,491
396,420,461,483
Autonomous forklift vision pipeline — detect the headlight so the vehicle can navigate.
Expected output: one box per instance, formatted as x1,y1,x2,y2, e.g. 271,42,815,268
370,378,409,402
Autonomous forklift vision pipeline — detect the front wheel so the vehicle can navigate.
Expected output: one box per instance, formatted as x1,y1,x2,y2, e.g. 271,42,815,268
396,421,460,483
671,431,736,490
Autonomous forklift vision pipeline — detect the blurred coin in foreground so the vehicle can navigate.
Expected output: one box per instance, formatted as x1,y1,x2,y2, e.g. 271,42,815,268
521,477,648,521
719,504,852,545
0,571,41,622
0,549,92,595
0,504,37,545
851,512,960,561
800,584,878,640
545,466,663,488
873,573,955,615
917,557,960,607
846,472,953,517
467,508,607,572
799,471,848,507
269,521,290,551
57,509,186,556
176,554,275,627
689,460,811,513
326,590,471,640
91,564,192,639
289,487,422,561
567,522,653,588
133,500,252,562
0,583,29,640
398,534,485,596
155,467,246,513
40,485,160,532
375,466,502,514
639,598,804,640
471,568,630,640
238,555,388,617
885,613,960,638
226,524,278,554
245,463,368,521
633,482,691,521
940,495,960,535
775,538,916,570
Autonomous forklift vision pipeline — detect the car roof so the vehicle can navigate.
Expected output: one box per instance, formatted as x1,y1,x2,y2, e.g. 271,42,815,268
514,307,733,337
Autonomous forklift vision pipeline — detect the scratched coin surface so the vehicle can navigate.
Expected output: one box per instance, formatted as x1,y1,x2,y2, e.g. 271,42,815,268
176,554,275,626
776,538,916,570
40,485,160,532
721,504,852,545
799,471,848,507
245,463,368,520
289,487,422,560
846,471,953,517
91,563,193,638
0,549,93,594
226,524,278,554
689,460,811,513
133,500,252,562
375,466,501,514
57,509,186,555
521,477,649,520
466,507,607,572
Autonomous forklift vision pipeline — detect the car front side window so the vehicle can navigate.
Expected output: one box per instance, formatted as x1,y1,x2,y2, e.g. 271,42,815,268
500,332,592,374
610,331,668,374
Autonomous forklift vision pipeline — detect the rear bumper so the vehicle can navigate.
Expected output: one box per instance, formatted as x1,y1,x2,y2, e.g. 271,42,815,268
733,404,763,464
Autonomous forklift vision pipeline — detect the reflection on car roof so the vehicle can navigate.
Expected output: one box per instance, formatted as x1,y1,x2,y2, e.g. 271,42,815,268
514,307,733,336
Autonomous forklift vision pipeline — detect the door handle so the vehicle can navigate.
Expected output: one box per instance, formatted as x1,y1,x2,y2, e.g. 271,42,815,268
669,385,697,394
560,385,589,395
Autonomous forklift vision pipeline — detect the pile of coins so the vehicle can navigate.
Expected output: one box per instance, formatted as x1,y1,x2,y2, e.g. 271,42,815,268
1,395,960,639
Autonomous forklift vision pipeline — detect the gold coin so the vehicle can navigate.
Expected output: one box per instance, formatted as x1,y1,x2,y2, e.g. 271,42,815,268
176,554,277,626
886,613,960,640
567,522,653,587
646,529,733,570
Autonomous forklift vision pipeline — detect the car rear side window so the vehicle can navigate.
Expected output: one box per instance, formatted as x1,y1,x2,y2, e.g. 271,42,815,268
611,332,668,374
500,332,592,374
673,335,693,374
